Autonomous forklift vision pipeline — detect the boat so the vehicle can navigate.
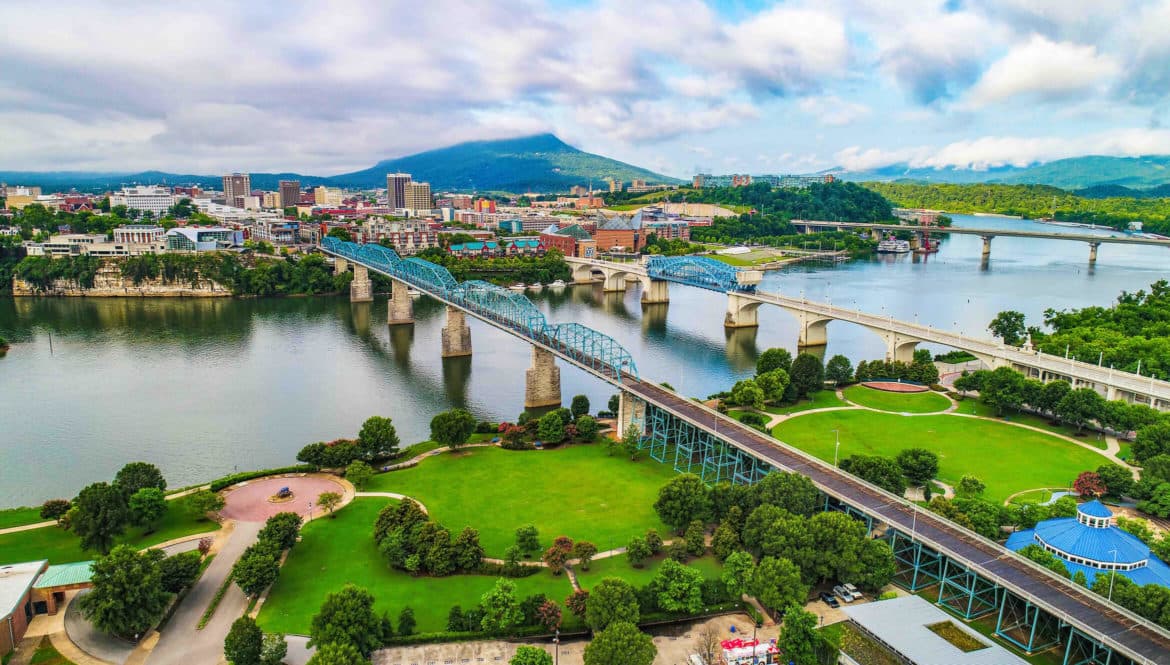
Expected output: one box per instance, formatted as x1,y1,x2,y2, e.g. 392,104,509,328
876,237,911,254
548,279,567,289
508,283,526,292
527,282,543,290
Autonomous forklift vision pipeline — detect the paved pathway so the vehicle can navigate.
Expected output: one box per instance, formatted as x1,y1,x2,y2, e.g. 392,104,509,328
0,486,211,536
65,589,136,664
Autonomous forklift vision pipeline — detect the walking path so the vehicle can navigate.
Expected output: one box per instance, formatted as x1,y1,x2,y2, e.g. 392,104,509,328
0,485,212,536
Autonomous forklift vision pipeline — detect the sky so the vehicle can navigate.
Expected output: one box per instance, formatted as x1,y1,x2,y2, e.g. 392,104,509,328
2,0,1169,178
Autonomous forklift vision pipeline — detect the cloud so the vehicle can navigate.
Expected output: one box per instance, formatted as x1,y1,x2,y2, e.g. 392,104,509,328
798,96,872,126
964,35,1119,107
573,99,761,143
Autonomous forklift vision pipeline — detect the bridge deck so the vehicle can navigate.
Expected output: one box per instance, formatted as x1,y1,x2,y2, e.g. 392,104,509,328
624,378,1170,664
794,220,1170,246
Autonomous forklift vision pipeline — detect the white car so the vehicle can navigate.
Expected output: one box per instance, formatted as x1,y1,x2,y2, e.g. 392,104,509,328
843,583,861,597
833,585,855,602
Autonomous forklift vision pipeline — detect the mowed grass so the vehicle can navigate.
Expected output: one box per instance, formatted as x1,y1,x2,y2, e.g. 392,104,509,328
0,494,220,566
0,506,44,529
256,498,576,635
573,554,723,591
763,390,849,415
365,445,675,556
843,385,952,414
772,410,1113,502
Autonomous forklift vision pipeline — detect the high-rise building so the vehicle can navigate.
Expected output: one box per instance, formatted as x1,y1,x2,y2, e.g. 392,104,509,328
386,173,412,210
108,186,174,217
222,173,251,208
405,182,432,212
279,180,301,209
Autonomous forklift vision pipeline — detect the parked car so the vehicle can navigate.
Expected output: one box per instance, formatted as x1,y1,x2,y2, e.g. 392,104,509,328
819,591,840,608
843,583,861,597
832,585,855,602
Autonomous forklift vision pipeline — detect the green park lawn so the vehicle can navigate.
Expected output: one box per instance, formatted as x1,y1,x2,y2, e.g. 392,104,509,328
0,506,45,529
843,385,952,414
0,493,220,566
365,444,675,556
772,410,1114,502
763,390,849,415
573,554,723,591
256,498,577,635
950,398,1105,449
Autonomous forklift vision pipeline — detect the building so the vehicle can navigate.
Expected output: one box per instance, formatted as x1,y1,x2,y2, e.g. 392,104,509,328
1006,500,1170,588
1,560,48,657
646,220,691,241
386,173,412,210
504,237,543,255
366,219,439,255
593,211,645,253
4,187,44,210
279,180,301,209
113,225,165,244
448,240,501,257
252,221,299,245
474,198,497,214
314,186,343,207
165,227,240,252
404,182,432,213
606,177,620,192
108,186,175,217
222,173,251,208
540,223,596,258
569,185,589,196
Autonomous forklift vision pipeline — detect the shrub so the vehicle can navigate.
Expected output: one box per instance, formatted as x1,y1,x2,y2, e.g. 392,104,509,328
40,499,71,524
210,465,317,492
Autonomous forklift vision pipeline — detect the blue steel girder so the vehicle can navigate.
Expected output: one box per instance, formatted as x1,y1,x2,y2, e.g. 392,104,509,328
938,558,1000,619
456,280,548,336
1063,627,1135,665
397,257,459,295
646,255,755,293
548,322,638,381
357,243,402,273
886,530,943,592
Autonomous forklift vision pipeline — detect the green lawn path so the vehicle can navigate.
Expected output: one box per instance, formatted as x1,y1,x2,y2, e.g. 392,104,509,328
365,445,675,556
842,385,952,414
574,554,723,591
0,506,44,530
763,391,849,415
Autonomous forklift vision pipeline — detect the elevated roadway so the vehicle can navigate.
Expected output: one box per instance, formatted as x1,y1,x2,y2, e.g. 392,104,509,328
793,219,1170,247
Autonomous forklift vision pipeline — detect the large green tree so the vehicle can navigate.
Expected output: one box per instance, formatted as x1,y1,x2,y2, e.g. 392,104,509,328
840,455,906,495
584,578,639,631
159,551,202,593
755,369,790,404
233,546,280,598
652,559,705,613
115,461,167,496
728,378,765,410
306,641,371,665
654,474,711,532
511,646,553,665
988,310,1027,346
225,616,264,665
789,353,825,398
756,348,793,375
480,578,523,634
309,585,385,657
1056,388,1106,432
825,354,854,385
430,409,476,449
537,411,566,444
778,604,827,665
722,551,755,598
896,448,940,487
570,394,591,419
583,621,656,665
128,487,167,531
72,482,130,554
748,557,807,612
754,471,820,516
79,545,168,639
358,415,400,458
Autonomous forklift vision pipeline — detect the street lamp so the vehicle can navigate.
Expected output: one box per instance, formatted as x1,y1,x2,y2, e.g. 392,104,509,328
1108,549,1118,601
832,429,840,466
554,628,560,665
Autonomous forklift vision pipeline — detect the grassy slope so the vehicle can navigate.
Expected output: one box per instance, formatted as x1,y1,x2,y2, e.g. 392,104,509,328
772,411,1113,502
763,391,850,415
0,506,44,529
573,554,723,591
256,498,576,635
0,494,219,566
843,385,952,414
365,445,674,556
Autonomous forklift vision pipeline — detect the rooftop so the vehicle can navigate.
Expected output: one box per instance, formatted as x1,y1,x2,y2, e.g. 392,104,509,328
34,561,93,589
0,560,47,619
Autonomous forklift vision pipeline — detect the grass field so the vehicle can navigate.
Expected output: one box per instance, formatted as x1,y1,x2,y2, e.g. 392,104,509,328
0,506,44,529
573,554,723,591
843,386,952,414
28,637,76,665
0,494,220,566
772,410,1113,502
365,445,674,556
949,399,1106,449
1007,489,1055,505
763,390,849,415
256,498,577,635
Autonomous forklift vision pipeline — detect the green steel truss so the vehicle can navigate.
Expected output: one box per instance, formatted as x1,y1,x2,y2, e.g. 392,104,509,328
937,558,1001,619
996,590,1063,653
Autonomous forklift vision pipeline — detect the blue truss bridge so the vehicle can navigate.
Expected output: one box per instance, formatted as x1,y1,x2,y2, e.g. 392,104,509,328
324,238,1170,664
645,255,758,292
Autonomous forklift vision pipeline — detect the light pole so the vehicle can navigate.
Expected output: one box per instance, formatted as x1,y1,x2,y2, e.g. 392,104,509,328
553,628,560,665
1108,549,1118,601
832,429,840,466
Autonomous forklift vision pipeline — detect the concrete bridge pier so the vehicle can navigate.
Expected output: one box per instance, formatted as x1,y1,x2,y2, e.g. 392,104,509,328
980,234,994,259
570,263,597,285
388,278,414,325
725,293,762,328
640,279,670,304
870,228,882,242
602,270,630,292
796,312,830,347
350,264,373,302
525,346,561,408
1088,241,1100,265
880,331,920,363
440,306,472,357
334,257,349,275
617,391,647,438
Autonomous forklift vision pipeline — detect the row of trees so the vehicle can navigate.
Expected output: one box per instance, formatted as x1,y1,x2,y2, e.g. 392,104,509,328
231,512,303,598
839,448,940,496
723,348,836,411
297,415,402,468
414,246,572,286
854,353,940,385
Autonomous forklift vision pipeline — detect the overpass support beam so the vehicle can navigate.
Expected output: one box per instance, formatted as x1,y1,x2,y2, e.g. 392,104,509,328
617,391,647,440
334,257,348,276
870,228,882,242
880,331,920,363
980,234,994,260
440,306,472,357
525,346,561,409
602,270,629,293
350,264,373,303
725,293,761,329
640,279,670,304
1088,241,1100,265
388,278,414,325
796,313,829,347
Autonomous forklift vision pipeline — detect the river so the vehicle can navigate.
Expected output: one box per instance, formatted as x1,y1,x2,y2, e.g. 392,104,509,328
1,214,1165,506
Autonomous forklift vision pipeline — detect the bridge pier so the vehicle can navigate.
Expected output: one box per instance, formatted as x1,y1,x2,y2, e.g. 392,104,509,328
881,332,920,363
440,306,472,357
796,312,829,347
725,293,761,328
980,234,994,260
640,279,670,304
388,278,414,325
525,346,561,409
350,264,373,303
602,271,629,292
334,257,348,275
1088,241,1100,265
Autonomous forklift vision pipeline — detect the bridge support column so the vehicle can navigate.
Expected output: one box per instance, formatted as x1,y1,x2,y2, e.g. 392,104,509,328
980,234,994,260
525,346,561,409
724,293,760,328
1088,241,1100,265
388,278,414,325
797,313,829,347
350,264,373,302
334,257,348,275
602,271,628,293
617,391,646,439
881,332,920,363
870,228,882,242
640,279,670,304
440,306,472,357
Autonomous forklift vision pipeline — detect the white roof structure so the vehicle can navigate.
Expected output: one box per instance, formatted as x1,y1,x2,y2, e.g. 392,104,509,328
0,560,46,619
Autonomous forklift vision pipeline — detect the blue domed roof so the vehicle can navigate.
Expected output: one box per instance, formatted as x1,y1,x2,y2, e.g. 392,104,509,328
1033,518,1149,565
1077,500,1113,518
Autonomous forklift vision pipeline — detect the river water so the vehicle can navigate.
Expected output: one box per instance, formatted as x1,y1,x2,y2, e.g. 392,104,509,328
1,215,1165,506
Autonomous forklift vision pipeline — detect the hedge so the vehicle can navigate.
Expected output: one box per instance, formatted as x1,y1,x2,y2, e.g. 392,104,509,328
209,465,318,491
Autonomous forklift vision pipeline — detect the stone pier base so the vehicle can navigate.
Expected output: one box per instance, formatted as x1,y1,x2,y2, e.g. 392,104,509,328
441,306,472,357
388,279,414,325
525,346,561,409
640,279,670,304
350,265,373,302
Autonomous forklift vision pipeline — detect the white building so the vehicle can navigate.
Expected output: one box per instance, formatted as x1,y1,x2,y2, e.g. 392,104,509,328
113,225,166,244
108,186,175,217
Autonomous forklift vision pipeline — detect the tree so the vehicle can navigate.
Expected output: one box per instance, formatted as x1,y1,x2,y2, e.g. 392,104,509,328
654,474,711,532
537,411,565,444
789,353,825,398
748,557,807,612
626,536,651,567
355,415,400,459
511,646,554,665
622,424,643,461
722,551,755,598
896,448,940,487
565,589,589,620
754,471,820,516
233,547,280,598
189,489,226,519
40,499,71,524
757,348,793,375
79,545,168,639
728,378,765,409
1039,380,1072,416
430,409,476,449
756,369,790,404
259,512,302,550
981,366,1027,416
825,354,854,385
515,524,540,555
453,527,485,571
645,529,663,554
608,394,620,414
956,475,987,498
571,394,591,419
326,227,353,241
988,310,1027,346
1074,471,1107,497
543,536,573,575
397,607,416,636
684,520,706,557
225,616,263,665
261,634,288,665
573,540,599,570
575,415,599,441
585,578,639,631
1056,388,1107,432
159,551,202,593
840,455,906,495
128,487,167,531
1137,483,1170,518
345,461,373,490
653,559,705,613
711,521,742,561
1017,544,1071,578
778,604,823,665
115,462,167,496
480,578,523,633
583,621,656,665
308,585,385,657
318,491,342,517
537,599,562,632
306,642,370,665
694,624,721,665
1134,422,1170,463
72,482,129,554
1096,464,1135,498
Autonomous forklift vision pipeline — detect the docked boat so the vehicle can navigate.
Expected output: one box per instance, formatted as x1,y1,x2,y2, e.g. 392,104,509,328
876,237,911,254
508,283,526,292
527,282,543,290
548,279,567,288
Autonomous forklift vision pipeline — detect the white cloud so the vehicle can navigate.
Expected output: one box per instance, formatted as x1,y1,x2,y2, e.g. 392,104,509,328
964,35,1119,107
798,96,871,126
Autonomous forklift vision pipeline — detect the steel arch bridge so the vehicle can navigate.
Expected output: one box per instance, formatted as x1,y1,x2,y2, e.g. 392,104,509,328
320,237,638,381
646,255,756,293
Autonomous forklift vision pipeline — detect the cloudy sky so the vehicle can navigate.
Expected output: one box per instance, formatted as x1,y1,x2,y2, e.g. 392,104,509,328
2,0,1169,177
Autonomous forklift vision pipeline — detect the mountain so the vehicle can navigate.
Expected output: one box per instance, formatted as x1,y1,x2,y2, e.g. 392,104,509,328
328,134,679,192
831,155,1170,190
0,134,678,194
